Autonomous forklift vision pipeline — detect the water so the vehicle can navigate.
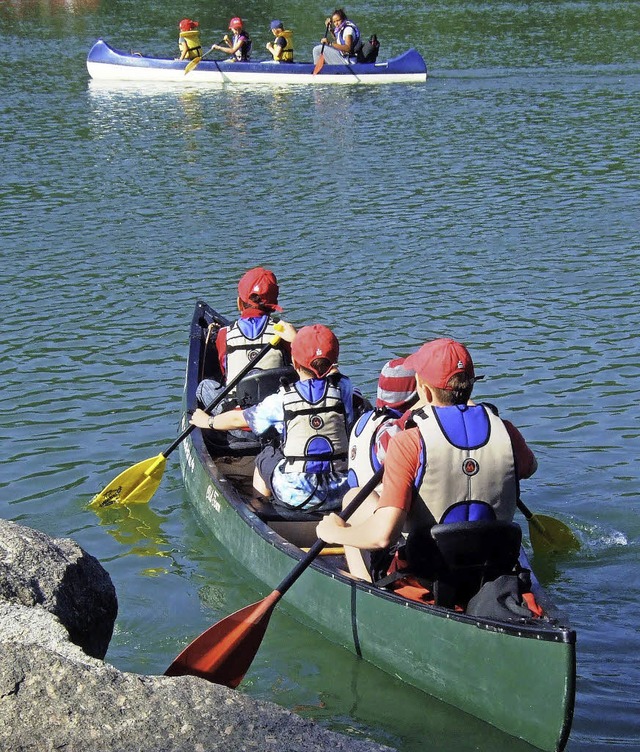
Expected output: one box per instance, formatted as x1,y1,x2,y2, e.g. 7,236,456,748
1,1,638,750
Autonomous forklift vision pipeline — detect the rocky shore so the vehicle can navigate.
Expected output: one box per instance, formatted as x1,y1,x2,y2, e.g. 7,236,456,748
0,519,393,752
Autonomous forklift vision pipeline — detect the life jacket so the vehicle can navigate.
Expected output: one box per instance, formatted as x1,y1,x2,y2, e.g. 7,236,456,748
334,20,360,58
278,30,294,62
410,404,518,528
281,375,349,473
347,407,400,488
232,31,252,61
179,30,203,60
225,316,285,384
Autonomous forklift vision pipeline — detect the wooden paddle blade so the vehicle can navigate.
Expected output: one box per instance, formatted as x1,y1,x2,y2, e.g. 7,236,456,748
90,453,167,508
165,591,280,687
528,513,580,554
312,55,325,75
184,56,202,75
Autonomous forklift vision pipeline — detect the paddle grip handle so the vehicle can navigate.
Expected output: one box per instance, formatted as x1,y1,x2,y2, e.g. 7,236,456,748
275,465,385,599
163,330,282,458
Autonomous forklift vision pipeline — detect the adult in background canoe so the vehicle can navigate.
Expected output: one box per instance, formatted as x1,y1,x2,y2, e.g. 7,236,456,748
347,357,418,490
312,8,360,66
211,16,252,61
265,19,293,62
177,18,203,61
191,324,358,516
196,266,293,410
317,338,538,581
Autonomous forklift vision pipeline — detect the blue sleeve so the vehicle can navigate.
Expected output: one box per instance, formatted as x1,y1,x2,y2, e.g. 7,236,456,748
243,392,285,435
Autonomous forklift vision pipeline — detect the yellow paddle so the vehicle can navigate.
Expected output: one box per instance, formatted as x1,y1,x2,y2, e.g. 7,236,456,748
184,43,221,75
90,329,283,508
517,498,580,554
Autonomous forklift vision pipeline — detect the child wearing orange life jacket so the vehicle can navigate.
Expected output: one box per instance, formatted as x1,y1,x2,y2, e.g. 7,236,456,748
178,19,202,61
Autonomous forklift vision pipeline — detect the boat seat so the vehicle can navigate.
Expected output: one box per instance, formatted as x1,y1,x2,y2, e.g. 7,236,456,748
247,494,324,522
423,520,523,609
246,496,323,549
236,366,298,408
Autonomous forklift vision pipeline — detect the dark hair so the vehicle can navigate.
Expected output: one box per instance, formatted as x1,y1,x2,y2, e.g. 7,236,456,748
240,295,274,314
432,373,474,405
310,357,332,378
332,9,347,22
296,358,333,379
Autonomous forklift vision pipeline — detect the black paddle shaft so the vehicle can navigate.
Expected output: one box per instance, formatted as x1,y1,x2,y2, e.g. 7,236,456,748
276,465,385,599
163,339,278,459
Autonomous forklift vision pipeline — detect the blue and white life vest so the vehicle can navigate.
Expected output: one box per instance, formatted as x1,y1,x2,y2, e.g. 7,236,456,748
225,316,285,383
410,404,518,528
347,407,400,488
281,376,349,473
334,20,360,58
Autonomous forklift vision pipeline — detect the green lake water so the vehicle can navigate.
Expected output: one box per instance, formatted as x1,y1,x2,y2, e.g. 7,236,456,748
0,1,638,750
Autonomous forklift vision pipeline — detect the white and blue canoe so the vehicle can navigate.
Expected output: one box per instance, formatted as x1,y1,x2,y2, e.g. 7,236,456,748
86,39,428,85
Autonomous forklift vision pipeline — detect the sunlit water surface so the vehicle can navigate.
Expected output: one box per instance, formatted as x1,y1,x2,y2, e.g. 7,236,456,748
0,1,638,750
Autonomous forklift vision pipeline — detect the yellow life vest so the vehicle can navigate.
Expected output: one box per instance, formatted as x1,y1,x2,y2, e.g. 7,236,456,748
179,30,202,60
278,29,294,62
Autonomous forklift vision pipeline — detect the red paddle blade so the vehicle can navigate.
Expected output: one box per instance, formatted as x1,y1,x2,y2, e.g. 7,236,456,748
165,591,280,687
312,55,325,75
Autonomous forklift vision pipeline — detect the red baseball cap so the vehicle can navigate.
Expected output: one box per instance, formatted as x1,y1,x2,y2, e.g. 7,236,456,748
291,324,339,378
237,267,282,312
404,338,475,390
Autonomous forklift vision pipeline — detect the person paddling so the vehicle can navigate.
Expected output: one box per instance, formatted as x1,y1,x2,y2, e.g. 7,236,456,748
191,325,360,516
312,8,360,66
196,267,294,410
266,20,293,62
211,17,252,61
177,18,203,60
317,338,538,581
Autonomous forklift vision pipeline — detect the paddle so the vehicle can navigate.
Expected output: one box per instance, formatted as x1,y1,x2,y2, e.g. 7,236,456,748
90,328,283,508
312,21,332,75
184,41,224,75
517,498,580,554
164,465,384,686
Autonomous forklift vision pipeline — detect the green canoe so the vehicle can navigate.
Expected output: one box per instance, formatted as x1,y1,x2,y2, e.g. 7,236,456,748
178,300,576,751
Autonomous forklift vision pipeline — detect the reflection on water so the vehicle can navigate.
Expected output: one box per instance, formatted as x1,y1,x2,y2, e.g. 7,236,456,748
92,500,171,560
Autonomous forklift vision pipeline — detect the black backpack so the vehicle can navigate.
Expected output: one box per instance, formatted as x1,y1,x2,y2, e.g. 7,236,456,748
354,34,380,64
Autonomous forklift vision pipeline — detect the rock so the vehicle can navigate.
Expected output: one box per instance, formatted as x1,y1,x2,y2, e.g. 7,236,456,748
0,520,394,752
0,519,117,658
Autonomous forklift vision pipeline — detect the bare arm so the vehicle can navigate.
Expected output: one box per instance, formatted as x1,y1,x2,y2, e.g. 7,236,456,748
190,407,249,431
316,506,406,550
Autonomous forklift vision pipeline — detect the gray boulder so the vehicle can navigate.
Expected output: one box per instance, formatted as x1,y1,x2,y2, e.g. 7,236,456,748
0,519,117,658
0,520,393,752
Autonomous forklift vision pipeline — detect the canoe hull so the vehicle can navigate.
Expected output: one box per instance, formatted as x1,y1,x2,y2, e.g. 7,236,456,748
87,39,428,85
179,301,575,751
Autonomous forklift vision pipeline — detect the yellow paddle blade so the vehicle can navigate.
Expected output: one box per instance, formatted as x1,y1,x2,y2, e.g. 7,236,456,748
528,513,580,554
90,454,167,508
184,56,202,75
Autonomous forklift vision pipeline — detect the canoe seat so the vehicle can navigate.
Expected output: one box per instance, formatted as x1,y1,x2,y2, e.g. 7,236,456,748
247,494,323,522
236,366,298,408
246,496,322,549
412,520,522,609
